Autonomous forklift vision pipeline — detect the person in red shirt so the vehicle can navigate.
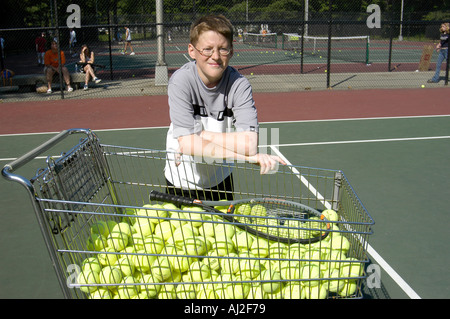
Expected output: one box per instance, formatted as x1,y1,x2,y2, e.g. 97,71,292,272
44,40,73,93
35,32,47,66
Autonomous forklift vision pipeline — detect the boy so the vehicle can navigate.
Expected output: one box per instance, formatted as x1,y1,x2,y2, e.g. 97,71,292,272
44,40,73,93
164,15,285,201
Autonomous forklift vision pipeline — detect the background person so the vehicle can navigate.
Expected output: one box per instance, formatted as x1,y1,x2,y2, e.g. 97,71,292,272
35,32,47,66
78,44,101,90
44,40,73,93
122,27,135,55
428,22,449,83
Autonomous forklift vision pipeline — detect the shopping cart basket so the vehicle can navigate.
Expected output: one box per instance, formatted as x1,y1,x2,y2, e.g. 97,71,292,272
2,128,374,299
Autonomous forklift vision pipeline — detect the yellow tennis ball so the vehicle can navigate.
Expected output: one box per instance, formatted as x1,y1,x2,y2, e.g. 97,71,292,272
86,233,107,251
260,269,282,294
89,288,114,299
238,252,261,279
176,283,197,299
151,257,173,282
283,283,306,299
212,233,236,256
139,273,161,298
203,251,221,272
219,252,240,274
250,72,254,75
165,245,194,273
185,236,208,256
117,275,141,299
280,260,302,280
189,261,211,282
269,242,287,259
112,222,135,237
214,223,236,239
169,224,195,246
115,256,135,277
143,234,165,254
154,221,175,240
322,209,339,222
90,220,110,237
251,204,267,216
225,275,251,299
81,257,102,273
77,269,101,293
98,247,119,266
158,284,177,299
133,217,155,237
232,230,254,252
300,264,321,287
326,268,345,293
106,231,129,251
250,237,270,258
304,283,328,299
182,205,208,227
99,266,123,288
137,204,168,225
340,258,363,277
330,235,350,252
133,249,156,273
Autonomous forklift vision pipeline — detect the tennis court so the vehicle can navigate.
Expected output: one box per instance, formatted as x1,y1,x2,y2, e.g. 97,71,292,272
1,88,449,299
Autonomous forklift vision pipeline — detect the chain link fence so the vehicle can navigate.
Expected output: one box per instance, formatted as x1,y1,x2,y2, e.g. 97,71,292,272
0,0,449,100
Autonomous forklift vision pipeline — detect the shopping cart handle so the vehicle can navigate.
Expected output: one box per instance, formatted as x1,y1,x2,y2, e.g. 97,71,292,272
2,128,92,174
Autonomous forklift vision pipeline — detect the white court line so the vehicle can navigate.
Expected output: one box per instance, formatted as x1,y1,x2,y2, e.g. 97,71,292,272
270,145,422,299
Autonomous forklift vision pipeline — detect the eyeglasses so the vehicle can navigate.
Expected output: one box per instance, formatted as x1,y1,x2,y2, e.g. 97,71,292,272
194,46,232,57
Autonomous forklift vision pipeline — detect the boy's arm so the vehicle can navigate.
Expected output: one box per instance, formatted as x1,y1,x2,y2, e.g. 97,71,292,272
200,130,258,156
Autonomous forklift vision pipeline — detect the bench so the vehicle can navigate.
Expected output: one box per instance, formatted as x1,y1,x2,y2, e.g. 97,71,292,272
4,72,92,91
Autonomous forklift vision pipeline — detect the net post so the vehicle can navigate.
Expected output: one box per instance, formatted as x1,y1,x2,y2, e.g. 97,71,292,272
365,36,370,65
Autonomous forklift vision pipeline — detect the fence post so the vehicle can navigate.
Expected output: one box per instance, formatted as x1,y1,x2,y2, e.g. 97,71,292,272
326,0,332,89
155,0,168,86
53,0,65,99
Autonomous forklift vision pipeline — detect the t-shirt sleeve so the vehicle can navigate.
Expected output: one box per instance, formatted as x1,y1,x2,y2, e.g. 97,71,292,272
229,76,258,133
168,71,201,138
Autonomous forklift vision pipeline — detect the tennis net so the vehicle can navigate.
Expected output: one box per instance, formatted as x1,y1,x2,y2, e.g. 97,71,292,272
282,33,370,64
243,32,278,49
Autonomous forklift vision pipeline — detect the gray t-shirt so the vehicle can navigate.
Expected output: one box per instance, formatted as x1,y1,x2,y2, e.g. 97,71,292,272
164,61,258,189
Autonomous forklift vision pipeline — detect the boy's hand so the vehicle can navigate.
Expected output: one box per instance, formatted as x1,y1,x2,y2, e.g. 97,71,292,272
248,153,287,175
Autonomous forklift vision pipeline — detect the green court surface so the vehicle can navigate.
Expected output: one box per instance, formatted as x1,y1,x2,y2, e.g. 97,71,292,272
1,115,449,299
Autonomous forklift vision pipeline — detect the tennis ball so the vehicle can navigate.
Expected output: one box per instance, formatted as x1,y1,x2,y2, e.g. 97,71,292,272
139,273,161,298
238,252,261,279
165,246,194,273
158,284,177,299
185,236,208,256
214,223,235,239
247,286,267,299
133,217,155,237
280,260,302,280
117,275,141,299
287,243,307,259
77,269,101,293
219,252,239,274
112,222,134,238
133,249,156,273
212,233,236,256
203,251,221,272
182,205,208,227
154,221,175,241
137,204,168,225
214,200,229,213
321,209,339,222
143,234,166,254
198,222,215,238
90,220,110,237
115,256,135,277
170,224,195,246
421,84,425,88
339,280,357,297
151,257,173,282
283,283,306,299
260,269,283,294
176,283,197,299
81,257,102,273
330,235,350,252
250,237,270,258
304,283,328,299
197,286,219,299
189,261,211,282
232,230,254,252
236,203,252,215
226,275,251,299
250,72,254,75
89,288,114,299
300,264,321,287
326,268,345,293
106,231,129,251
251,204,267,216
98,247,119,266
122,208,138,224
86,233,107,251
269,242,287,259
340,258,363,277
99,266,123,287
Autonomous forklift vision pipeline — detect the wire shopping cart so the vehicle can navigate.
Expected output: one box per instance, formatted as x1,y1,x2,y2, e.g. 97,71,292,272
2,128,374,299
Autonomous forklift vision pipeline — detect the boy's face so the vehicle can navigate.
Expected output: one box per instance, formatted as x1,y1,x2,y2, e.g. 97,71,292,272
188,30,233,88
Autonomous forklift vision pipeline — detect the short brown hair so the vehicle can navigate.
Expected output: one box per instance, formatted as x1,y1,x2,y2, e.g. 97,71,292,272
190,15,234,46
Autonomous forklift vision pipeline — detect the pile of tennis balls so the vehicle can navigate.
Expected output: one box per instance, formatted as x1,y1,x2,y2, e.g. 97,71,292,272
77,202,363,299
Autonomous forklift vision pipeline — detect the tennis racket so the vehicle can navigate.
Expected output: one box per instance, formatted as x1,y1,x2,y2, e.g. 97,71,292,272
149,190,330,244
